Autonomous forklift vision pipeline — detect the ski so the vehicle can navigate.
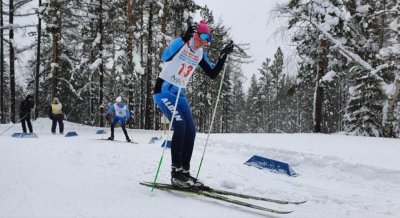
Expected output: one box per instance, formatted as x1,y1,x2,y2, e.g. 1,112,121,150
140,182,294,214
141,181,305,205
93,138,138,144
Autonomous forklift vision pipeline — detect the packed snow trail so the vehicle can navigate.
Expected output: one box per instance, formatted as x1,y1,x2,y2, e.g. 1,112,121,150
0,119,399,218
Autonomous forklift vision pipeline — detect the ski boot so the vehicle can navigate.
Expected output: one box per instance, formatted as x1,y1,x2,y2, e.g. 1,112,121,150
182,169,204,187
171,167,194,188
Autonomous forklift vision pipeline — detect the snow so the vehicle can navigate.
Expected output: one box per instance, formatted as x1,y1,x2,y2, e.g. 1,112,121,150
1,119,399,218
321,70,336,82
389,18,400,33
89,58,102,71
133,51,145,75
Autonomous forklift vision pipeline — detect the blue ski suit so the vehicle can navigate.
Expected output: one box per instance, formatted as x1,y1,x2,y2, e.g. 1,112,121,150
106,102,131,140
153,38,228,170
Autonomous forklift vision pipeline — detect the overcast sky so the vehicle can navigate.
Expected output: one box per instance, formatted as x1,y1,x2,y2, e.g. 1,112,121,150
194,0,293,88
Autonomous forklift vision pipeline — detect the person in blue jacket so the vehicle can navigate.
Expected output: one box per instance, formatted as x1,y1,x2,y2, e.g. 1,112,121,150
106,96,132,142
153,20,234,188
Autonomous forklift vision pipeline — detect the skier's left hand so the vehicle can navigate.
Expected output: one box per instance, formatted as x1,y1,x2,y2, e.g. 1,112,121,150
127,117,134,125
220,40,234,58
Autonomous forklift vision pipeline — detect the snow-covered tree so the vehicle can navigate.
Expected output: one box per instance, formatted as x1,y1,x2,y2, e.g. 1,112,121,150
278,0,399,137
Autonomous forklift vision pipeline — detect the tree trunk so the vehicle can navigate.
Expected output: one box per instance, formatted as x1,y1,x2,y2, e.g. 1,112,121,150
382,72,400,137
313,82,323,133
139,0,144,129
9,0,16,123
50,0,59,98
127,0,134,127
89,0,95,125
161,0,169,46
98,0,104,127
313,39,327,133
144,3,153,130
34,0,42,120
0,0,5,123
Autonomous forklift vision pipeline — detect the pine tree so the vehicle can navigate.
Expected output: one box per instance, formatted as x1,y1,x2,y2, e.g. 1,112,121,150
246,74,262,132
9,0,16,123
258,58,272,132
0,0,5,123
278,0,397,136
269,47,285,132
231,70,246,133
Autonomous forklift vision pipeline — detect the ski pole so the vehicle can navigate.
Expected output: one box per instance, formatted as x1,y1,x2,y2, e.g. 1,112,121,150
0,124,16,136
0,113,28,136
196,54,230,179
151,57,188,192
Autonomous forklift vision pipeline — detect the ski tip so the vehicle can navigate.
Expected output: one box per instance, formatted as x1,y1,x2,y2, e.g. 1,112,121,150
294,200,307,205
278,210,294,214
139,182,152,186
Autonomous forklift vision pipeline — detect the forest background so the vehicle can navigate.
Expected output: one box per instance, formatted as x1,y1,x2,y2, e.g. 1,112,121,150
0,0,399,138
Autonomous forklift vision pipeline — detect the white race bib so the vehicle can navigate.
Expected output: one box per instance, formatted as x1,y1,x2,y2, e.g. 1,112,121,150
159,42,203,88
114,103,127,117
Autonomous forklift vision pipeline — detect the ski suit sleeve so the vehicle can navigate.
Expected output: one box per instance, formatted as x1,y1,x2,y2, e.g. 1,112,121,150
29,101,34,110
198,51,228,79
19,101,25,117
19,101,24,113
107,104,114,115
125,108,131,118
48,105,52,116
48,105,53,119
161,38,185,62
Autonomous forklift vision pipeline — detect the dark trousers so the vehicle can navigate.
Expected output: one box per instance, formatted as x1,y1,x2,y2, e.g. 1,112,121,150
110,116,130,140
153,92,196,171
51,114,64,133
21,115,32,133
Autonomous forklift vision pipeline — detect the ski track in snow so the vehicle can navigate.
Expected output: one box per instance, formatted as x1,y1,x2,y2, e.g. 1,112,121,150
198,136,400,218
0,119,399,218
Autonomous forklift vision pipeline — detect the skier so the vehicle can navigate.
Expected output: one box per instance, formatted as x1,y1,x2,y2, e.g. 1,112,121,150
105,96,132,142
153,20,234,188
19,94,34,134
48,97,64,134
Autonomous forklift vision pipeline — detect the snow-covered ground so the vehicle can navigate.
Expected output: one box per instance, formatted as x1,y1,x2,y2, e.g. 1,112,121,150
0,118,399,218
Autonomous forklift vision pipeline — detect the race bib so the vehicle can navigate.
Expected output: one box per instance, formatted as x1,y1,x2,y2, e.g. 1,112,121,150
114,103,127,117
159,43,203,88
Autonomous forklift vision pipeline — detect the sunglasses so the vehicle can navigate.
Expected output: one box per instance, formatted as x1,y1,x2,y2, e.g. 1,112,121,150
198,33,212,42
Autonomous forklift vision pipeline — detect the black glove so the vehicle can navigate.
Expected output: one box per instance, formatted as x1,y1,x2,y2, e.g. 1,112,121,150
220,40,234,58
49,114,53,120
182,23,198,42
105,114,111,122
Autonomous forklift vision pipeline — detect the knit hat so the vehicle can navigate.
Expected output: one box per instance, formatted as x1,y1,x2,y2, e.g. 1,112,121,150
197,20,210,35
116,96,122,103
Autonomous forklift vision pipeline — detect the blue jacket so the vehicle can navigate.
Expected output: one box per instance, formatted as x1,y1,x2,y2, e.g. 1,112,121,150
153,38,228,94
107,102,130,118
161,38,227,79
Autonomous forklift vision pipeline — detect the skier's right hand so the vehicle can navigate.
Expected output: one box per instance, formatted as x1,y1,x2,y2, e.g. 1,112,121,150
182,23,198,42
105,114,111,122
